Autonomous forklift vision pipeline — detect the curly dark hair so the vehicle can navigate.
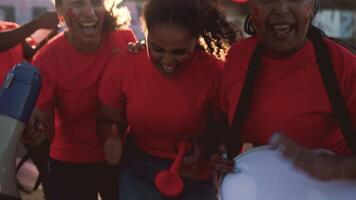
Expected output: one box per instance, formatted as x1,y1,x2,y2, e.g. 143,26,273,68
54,0,125,32
244,0,320,35
143,0,236,59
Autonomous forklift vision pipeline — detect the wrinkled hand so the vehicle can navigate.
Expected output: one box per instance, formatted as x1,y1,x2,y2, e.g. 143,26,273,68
209,145,235,174
128,40,146,53
209,145,235,189
34,11,59,30
269,133,341,180
104,124,123,165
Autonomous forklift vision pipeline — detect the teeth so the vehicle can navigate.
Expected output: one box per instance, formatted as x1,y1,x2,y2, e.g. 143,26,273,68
271,24,293,38
161,65,175,73
80,22,97,35
81,26,96,35
273,24,290,30
81,22,96,27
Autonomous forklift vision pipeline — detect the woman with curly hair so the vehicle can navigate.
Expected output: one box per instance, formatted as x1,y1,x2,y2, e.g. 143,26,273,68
97,0,236,199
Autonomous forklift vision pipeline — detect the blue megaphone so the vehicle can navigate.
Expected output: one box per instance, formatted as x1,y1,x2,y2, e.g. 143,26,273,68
0,62,41,200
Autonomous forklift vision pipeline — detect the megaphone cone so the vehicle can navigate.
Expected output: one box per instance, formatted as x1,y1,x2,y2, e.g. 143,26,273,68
0,63,41,200
0,115,24,200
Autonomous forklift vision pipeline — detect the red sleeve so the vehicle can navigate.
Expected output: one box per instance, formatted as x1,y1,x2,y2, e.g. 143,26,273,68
122,29,137,43
32,50,56,111
99,54,126,109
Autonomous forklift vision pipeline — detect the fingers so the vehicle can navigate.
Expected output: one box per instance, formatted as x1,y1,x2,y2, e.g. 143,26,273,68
104,134,123,165
269,133,301,160
127,40,146,53
209,153,235,173
219,144,228,159
211,170,220,190
139,40,146,50
269,133,339,180
293,151,339,180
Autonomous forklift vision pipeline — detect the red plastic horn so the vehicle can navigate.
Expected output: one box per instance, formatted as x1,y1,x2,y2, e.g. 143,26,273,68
155,140,192,197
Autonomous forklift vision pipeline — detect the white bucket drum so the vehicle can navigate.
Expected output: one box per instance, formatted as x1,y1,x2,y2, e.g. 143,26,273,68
219,145,356,200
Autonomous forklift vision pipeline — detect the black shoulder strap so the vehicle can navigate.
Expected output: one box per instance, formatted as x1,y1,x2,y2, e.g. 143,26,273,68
226,42,264,159
226,27,356,158
308,26,356,154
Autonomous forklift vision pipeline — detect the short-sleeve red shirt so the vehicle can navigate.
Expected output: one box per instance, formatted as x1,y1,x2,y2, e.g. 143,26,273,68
32,29,136,162
99,49,223,159
222,36,356,155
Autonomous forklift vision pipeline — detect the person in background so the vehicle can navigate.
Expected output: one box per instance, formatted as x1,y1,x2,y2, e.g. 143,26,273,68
211,0,356,181
97,0,236,199
0,11,58,83
23,0,137,199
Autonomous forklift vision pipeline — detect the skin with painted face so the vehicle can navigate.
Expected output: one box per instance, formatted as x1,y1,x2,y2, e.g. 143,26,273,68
147,24,196,78
249,0,315,58
56,0,106,52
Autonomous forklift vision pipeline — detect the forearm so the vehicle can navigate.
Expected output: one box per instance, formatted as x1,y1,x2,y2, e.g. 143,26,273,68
23,108,54,145
0,20,40,52
335,156,356,180
96,118,115,145
36,108,55,141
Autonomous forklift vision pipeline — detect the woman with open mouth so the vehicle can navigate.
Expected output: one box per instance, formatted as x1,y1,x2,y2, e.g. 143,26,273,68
212,0,356,182
24,0,137,199
97,0,237,199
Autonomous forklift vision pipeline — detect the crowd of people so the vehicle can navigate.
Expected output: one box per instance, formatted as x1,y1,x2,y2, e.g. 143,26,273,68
1,0,355,199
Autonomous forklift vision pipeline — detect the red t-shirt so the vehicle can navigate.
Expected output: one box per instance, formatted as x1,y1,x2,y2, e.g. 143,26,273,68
0,21,24,84
99,49,223,159
32,29,136,162
222,36,356,155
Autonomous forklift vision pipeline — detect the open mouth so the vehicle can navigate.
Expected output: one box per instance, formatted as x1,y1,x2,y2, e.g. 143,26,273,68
79,21,98,36
159,64,176,74
269,24,296,40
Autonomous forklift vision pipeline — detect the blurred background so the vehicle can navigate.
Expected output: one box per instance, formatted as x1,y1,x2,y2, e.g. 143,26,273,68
0,0,355,45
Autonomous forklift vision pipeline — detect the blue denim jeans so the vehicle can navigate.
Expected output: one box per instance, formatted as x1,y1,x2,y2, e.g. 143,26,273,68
118,141,217,200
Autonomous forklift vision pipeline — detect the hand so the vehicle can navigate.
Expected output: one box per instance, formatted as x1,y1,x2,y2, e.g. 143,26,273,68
22,113,47,146
127,40,146,53
179,145,210,180
209,145,235,174
269,133,341,180
104,124,123,165
209,145,236,189
34,11,59,30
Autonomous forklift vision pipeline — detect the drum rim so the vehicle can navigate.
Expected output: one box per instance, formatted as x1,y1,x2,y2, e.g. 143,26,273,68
217,145,272,200
232,145,271,162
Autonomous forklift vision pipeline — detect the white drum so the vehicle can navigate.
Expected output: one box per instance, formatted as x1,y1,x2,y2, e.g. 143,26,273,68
219,145,356,200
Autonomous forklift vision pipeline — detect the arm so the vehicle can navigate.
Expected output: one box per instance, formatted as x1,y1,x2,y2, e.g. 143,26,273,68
96,103,128,145
23,29,58,60
23,108,54,145
0,11,58,52
270,133,356,180
97,103,128,164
